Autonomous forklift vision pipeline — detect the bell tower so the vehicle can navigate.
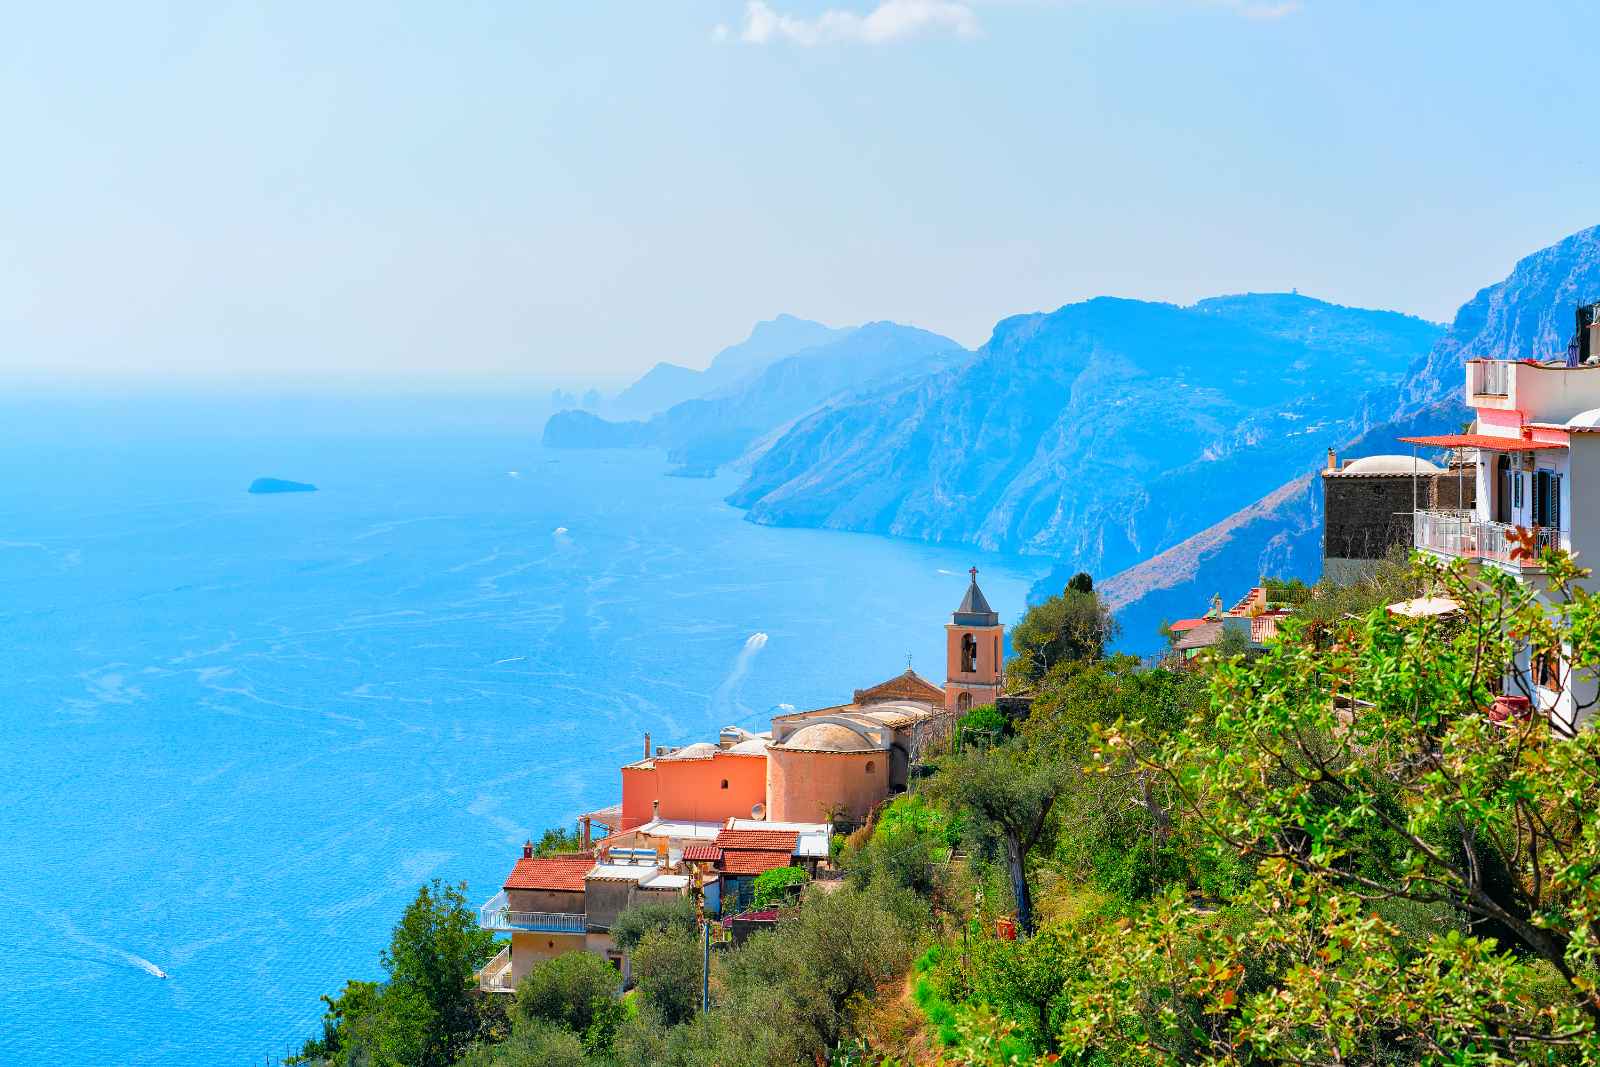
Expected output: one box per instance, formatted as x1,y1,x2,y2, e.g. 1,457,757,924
945,567,1003,713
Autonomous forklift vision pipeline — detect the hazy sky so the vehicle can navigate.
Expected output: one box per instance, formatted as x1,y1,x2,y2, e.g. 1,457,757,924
3,0,1597,384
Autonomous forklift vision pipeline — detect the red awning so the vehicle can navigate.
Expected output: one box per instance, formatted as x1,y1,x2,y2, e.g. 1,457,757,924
1398,433,1566,452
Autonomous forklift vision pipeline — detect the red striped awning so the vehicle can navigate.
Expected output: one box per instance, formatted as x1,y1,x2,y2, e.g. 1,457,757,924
1398,434,1565,452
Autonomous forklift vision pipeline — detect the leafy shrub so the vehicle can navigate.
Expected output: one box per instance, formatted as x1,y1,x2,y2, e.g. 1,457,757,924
751,865,809,909
513,950,618,1037
611,896,696,952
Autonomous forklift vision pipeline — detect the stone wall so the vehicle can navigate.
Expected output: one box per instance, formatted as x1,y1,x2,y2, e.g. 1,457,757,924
1322,468,1476,564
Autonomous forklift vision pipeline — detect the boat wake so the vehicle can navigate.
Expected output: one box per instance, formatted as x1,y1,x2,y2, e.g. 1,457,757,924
713,632,768,718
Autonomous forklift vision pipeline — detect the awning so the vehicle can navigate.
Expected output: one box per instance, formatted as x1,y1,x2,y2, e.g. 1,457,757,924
1386,596,1461,619
1398,433,1566,452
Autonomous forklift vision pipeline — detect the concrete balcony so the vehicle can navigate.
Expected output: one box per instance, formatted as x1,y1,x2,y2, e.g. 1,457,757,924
477,945,515,994
478,890,587,934
1414,509,1560,566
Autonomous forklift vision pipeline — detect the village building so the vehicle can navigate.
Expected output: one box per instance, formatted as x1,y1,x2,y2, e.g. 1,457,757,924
1399,301,1600,733
1166,586,1294,663
1321,448,1474,584
478,569,1006,988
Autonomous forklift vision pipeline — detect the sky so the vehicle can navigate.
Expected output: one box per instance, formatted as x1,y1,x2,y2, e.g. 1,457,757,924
2,0,1598,385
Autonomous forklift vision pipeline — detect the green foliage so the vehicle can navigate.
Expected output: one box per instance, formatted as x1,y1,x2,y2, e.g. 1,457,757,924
513,951,618,1037
1007,583,1117,688
1063,550,1600,1062
529,825,582,856
751,865,809,909
1066,571,1094,594
610,896,696,952
1260,575,1312,604
453,1018,586,1067
292,881,501,1067
846,795,954,898
956,702,1007,750
633,927,702,1026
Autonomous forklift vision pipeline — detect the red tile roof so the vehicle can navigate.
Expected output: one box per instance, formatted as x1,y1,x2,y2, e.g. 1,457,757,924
715,829,799,852
1398,433,1565,452
720,850,794,876
1167,618,1207,633
682,844,723,862
503,854,593,892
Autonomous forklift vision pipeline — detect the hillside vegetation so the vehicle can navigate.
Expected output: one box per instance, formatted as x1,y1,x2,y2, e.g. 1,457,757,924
292,550,1600,1065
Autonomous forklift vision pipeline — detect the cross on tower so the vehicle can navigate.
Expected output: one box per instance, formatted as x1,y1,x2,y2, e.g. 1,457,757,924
969,566,978,582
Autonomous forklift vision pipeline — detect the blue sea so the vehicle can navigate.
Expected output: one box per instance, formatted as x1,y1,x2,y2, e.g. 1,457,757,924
0,391,1044,1066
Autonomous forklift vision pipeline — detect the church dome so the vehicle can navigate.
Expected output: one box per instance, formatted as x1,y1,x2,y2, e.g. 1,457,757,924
1569,407,1600,428
1332,454,1442,476
727,738,769,755
779,723,876,753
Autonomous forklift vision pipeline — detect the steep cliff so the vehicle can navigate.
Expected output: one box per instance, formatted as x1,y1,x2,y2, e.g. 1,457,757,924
729,294,1439,578
1102,224,1600,651
546,322,966,471
608,314,853,417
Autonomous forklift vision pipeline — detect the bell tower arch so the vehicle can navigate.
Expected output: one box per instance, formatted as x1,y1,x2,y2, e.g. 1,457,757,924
945,567,1004,713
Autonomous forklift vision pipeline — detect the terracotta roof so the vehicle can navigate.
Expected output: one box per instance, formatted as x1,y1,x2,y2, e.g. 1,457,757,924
1398,433,1566,452
503,854,593,892
715,829,799,852
729,908,780,922
1167,618,1207,633
853,669,947,706
720,850,794,876
682,844,723,862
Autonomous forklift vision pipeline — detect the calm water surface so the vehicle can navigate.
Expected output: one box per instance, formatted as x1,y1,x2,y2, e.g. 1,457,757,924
0,394,1043,1065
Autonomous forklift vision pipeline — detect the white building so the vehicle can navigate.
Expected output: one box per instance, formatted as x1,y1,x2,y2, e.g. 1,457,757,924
1403,314,1600,733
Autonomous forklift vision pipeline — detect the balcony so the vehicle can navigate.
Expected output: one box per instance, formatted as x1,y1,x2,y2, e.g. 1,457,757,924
478,890,587,934
1471,360,1511,397
477,945,515,994
1413,509,1561,565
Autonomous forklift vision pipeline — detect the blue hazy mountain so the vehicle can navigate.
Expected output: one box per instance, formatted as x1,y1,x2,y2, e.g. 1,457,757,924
729,294,1440,585
610,314,854,417
547,321,968,472
1099,225,1600,651
248,477,317,494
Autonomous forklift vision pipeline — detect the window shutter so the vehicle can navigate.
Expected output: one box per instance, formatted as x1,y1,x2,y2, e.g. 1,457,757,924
1554,474,1562,530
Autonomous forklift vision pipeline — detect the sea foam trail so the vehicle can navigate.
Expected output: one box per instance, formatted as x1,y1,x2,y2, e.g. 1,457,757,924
42,911,169,979
713,632,768,718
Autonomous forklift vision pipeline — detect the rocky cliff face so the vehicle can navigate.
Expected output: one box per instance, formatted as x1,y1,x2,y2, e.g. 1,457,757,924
729,294,1439,579
544,322,967,471
609,314,853,417
1100,224,1600,652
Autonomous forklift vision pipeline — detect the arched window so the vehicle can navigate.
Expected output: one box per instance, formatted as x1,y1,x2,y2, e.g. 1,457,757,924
720,779,729,790
865,760,875,773
957,691,972,713
961,633,978,673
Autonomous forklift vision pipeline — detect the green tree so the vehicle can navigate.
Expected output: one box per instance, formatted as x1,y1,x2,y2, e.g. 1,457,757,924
291,881,499,1067
633,927,703,1026
935,745,1068,936
530,825,582,856
513,951,618,1036
611,896,697,952
751,865,809,909
1008,582,1116,688
1073,550,1600,1061
454,1018,587,1067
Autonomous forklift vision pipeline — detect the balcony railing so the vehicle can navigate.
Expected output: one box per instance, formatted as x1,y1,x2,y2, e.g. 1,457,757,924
1414,509,1561,564
478,890,587,934
1472,360,1511,397
477,945,515,993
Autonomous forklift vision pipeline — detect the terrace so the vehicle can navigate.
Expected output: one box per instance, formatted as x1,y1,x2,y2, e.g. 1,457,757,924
477,889,586,934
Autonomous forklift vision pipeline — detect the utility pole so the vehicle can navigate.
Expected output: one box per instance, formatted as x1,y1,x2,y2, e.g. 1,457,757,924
700,919,711,1014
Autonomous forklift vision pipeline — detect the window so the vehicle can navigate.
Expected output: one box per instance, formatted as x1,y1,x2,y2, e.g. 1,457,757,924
1533,470,1562,529
720,779,729,789
865,760,875,773
1496,456,1512,523
961,633,978,672
1535,649,1562,690
956,691,972,713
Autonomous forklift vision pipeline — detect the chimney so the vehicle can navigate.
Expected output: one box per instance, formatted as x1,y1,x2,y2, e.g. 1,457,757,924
522,839,533,859
644,732,651,760
1326,447,1337,471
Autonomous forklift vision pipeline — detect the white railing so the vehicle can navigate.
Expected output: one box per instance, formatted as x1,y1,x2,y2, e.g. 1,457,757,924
478,945,515,993
478,891,587,933
1473,360,1511,397
1414,509,1560,564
